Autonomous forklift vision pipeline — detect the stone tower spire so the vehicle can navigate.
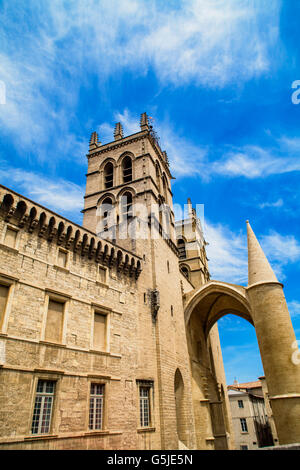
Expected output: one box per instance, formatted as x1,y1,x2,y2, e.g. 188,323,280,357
140,112,149,131
246,220,278,286
187,198,193,219
114,122,124,140
89,131,100,150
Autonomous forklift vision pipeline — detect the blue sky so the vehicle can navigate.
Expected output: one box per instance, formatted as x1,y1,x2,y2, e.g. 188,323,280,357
0,0,300,384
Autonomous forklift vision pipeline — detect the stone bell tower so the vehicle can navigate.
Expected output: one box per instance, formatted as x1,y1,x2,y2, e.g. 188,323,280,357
175,198,210,289
246,221,300,445
82,113,197,449
82,112,177,254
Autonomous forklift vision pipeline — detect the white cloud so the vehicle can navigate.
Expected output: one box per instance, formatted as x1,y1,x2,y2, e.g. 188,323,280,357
259,199,283,209
97,109,209,176
137,0,280,87
0,0,281,157
155,120,209,178
204,221,248,285
214,146,300,179
288,301,300,317
98,109,143,144
0,164,84,222
261,231,300,264
114,109,140,136
203,221,300,285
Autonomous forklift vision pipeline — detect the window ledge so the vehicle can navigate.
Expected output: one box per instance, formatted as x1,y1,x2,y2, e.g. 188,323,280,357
137,427,156,433
96,281,109,288
0,243,19,254
39,340,67,348
84,430,110,436
89,349,121,358
34,367,65,375
53,265,70,274
24,434,58,441
84,430,122,437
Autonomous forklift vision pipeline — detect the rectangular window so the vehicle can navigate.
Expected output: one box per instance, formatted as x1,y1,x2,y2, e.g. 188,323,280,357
238,400,244,408
98,266,106,283
93,312,107,350
4,227,18,248
0,284,9,329
31,380,55,434
139,386,151,427
240,445,248,450
240,418,248,432
57,249,68,268
89,383,105,430
45,299,64,343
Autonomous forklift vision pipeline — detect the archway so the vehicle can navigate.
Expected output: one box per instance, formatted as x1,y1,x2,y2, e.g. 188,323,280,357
184,281,254,450
174,369,185,445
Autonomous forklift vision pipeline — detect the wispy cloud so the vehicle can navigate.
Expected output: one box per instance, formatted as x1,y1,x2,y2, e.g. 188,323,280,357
214,145,300,179
0,163,84,222
204,221,248,285
98,108,141,144
204,221,300,285
261,231,300,264
102,109,300,184
0,0,281,159
288,301,300,317
259,199,283,209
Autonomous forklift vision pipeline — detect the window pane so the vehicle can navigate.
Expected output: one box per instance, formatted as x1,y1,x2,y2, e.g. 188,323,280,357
140,387,150,427
89,383,104,430
31,380,55,435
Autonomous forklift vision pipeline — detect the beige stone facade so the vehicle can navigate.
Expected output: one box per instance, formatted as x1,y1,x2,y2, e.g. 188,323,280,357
228,380,276,449
0,113,299,450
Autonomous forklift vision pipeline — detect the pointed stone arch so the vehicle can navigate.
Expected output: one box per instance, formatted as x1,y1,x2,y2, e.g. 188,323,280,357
184,280,253,337
184,280,254,450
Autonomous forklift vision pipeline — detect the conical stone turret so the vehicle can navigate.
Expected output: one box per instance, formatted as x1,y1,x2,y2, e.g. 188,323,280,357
246,220,300,445
246,220,278,286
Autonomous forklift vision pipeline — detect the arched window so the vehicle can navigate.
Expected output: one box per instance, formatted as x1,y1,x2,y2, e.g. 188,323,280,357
122,156,132,183
120,192,133,220
177,239,187,259
155,163,161,192
104,162,114,189
101,197,113,231
162,175,168,203
180,266,189,280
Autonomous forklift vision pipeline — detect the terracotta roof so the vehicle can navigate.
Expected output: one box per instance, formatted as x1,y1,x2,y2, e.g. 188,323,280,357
227,380,262,390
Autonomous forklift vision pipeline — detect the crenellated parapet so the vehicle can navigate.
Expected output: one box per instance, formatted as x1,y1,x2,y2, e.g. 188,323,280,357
0,185,142,279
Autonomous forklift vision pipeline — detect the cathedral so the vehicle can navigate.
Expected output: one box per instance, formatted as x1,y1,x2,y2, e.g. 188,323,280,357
0,113,299,450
